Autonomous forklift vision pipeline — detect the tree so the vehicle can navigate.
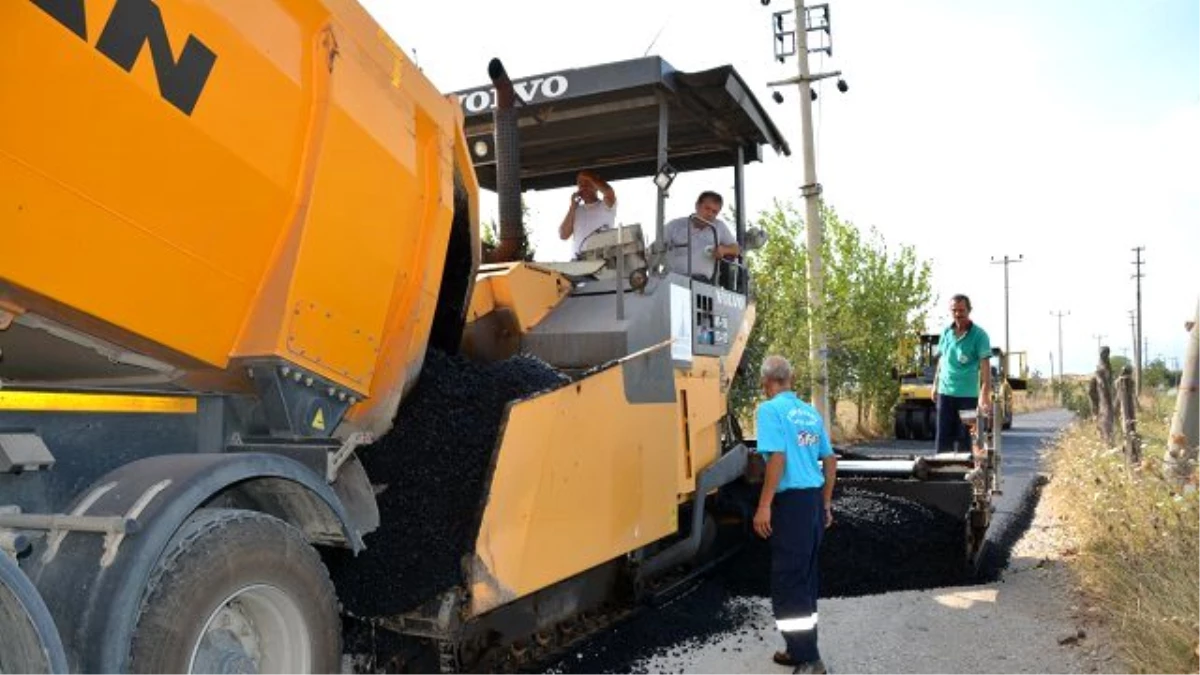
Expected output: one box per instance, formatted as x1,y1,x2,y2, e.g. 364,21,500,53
731,199,933,435
1142,357,1173,389
820,204,933,428
730,200,810,421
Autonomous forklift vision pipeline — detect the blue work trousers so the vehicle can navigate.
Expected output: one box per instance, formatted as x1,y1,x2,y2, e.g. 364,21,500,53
771,487,824,663
935,394,977,452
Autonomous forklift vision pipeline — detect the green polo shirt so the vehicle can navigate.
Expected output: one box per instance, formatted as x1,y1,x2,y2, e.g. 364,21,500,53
936,322,991,397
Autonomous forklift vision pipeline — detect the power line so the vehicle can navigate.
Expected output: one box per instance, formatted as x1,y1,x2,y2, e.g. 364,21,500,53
641,0,686,57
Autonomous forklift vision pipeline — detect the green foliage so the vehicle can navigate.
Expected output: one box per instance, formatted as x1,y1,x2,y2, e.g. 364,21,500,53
1142,358,1175,389
820,203,933,426
730,200,809,422
730,198,934,434
1055,378,1091,416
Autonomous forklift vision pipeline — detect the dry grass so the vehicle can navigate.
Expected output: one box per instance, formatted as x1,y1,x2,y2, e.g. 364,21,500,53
741,398,878,445
1044,394,1200,674
828,398,880,444
1012,389,1060,414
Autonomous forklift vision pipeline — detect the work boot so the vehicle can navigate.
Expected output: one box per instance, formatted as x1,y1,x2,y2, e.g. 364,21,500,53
793,660,828,674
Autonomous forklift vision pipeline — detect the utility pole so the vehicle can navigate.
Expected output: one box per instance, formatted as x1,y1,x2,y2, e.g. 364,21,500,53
764,2,846,436
1092,333,1106,354
1050,310,1069,381
990,254,1023,354
1132,246,1145,396
1165,300,1198,483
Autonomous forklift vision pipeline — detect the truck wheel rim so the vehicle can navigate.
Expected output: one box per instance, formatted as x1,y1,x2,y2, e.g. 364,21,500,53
188,584,311,674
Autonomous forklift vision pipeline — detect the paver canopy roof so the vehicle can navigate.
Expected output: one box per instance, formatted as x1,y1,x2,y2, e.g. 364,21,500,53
453,56,791,192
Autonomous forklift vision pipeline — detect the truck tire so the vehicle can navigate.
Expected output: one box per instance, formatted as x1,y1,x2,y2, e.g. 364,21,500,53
128,508,341,674
0,553,67,674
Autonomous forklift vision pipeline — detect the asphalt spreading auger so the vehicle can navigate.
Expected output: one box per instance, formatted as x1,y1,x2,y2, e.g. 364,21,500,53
838,372,1007,572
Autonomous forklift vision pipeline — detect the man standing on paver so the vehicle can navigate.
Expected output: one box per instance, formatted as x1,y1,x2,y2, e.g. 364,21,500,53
753,355,837,675
933,294,993,453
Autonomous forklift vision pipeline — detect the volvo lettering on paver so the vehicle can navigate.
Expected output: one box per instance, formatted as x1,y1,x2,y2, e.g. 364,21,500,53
460,75,569,113
715,288,746,311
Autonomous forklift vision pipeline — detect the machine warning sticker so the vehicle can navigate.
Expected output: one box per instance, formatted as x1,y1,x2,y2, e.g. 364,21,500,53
670,284,693,363
311,408,326,431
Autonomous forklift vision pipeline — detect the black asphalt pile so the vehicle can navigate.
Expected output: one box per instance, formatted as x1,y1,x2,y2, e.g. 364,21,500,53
820,488,968,596
328,349,569,617
542,583,763,674
720,488,968,599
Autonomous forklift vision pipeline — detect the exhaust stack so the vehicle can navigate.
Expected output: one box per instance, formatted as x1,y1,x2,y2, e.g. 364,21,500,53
487,58,524,263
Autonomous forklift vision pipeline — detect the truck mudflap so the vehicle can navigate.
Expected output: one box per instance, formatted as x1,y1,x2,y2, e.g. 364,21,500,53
19,452,363,672
0,551,67,674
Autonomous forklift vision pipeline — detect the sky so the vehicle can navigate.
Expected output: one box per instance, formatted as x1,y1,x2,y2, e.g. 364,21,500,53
359,0,1199,377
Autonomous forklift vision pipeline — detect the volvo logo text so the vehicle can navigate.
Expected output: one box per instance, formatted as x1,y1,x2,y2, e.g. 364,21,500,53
460,75,569,114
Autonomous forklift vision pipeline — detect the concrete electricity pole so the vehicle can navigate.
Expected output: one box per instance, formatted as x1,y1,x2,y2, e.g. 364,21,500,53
991,254,1023,354
1165,300,1198,483
1092,333,1106,354
765,1,847,436
1132,246,1145,395
1050,310,1070,381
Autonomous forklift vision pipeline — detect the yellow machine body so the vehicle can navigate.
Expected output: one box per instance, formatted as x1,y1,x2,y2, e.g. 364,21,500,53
458,261,759,615
466,344,679,615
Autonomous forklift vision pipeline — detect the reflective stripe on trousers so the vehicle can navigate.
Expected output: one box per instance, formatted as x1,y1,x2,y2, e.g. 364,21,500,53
771,487,824,663
777,612,818,632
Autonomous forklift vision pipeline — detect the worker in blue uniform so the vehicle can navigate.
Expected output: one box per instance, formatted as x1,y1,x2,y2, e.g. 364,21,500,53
753,355,837,675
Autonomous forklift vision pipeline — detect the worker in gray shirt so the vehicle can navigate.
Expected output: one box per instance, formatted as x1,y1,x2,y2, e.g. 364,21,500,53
664,191,741,282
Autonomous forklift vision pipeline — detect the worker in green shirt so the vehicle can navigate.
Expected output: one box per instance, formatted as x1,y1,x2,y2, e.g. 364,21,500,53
933,294,992,452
